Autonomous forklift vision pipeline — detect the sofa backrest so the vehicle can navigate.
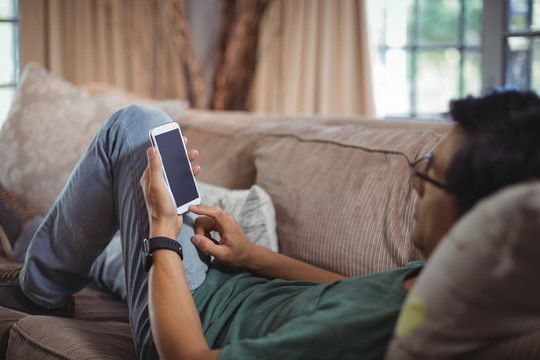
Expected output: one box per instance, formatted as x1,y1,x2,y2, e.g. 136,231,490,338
182,110,452,276
0,63,452,276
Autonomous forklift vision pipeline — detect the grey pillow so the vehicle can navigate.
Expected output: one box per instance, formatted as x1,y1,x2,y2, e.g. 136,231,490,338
386,181,540,359
0,62,188,214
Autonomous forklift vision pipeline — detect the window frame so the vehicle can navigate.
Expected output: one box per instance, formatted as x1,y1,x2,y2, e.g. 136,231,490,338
481,0,540,93
376,0,483,118
0,0,20,90
375,0,540,118
482,0,506,91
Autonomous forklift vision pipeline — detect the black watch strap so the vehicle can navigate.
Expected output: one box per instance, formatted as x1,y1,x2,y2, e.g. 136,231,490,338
144,237,183,272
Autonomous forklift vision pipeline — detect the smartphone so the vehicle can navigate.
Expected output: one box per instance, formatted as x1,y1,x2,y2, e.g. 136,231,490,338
149,122,201,214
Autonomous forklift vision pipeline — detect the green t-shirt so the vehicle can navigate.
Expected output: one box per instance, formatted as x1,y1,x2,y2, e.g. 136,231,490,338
193,261,425,360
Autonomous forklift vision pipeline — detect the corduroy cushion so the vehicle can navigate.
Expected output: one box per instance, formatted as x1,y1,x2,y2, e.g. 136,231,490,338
6,316,135,360
181,110,282,190
71,287,129,322
0,307,24,359
254,119,450,276
0,287,128,360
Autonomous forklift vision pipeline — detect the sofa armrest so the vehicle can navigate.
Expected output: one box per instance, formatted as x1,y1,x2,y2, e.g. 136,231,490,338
0,225,13,262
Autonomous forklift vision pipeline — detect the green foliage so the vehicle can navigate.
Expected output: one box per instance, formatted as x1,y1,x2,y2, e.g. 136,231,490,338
418,0,460,43
404,0,482,44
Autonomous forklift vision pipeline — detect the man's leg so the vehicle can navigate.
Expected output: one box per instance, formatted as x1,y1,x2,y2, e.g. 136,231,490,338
16,105,208,358
88,212,204,302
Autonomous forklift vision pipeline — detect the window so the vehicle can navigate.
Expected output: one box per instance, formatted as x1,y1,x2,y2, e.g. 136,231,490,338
368,0,483,118
505,0,540,91
0,0,19,124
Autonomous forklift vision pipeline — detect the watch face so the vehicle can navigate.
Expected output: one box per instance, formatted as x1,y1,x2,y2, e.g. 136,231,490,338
143,238,151,255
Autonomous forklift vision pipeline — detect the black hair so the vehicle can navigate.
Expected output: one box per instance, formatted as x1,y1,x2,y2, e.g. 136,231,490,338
446,88,540,217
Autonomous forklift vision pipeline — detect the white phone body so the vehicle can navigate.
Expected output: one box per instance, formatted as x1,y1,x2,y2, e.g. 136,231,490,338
149,122,201,214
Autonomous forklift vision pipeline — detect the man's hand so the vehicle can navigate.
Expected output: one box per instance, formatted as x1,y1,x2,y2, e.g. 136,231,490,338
189,204,258,268
184,136,202,177
140,137,200,240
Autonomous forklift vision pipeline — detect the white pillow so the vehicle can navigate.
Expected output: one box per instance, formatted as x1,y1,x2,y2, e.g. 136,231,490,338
197,181,279,252
386,181,540,359
0,62,189,214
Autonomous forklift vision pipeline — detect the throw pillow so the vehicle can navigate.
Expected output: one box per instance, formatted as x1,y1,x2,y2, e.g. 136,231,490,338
197,181,279,252
385,181,540,359
0,62,189,214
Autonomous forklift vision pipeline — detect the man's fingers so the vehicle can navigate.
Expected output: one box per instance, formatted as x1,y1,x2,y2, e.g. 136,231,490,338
191,234,224,258
194,216,217,235
188,148,198,162
189,204,225,219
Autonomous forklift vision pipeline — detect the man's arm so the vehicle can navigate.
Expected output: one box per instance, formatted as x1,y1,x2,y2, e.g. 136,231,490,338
189,204,345,283
149,250,220,360
141,147,220,360
246,243,346,282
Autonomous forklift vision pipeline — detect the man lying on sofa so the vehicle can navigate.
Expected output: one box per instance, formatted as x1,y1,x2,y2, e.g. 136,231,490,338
0,88,539,360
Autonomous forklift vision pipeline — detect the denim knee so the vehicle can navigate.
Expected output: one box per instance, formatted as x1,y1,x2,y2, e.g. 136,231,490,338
105,104,173,134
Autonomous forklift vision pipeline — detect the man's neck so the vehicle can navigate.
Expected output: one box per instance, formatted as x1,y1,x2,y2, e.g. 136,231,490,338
402,274,418,291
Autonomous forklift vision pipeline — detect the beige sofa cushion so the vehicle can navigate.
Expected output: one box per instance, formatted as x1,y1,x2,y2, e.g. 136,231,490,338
7,316,135,360
254,119,450,276
0,307,24,359
181,116,260,190
181,110,288,190
0,287,129,359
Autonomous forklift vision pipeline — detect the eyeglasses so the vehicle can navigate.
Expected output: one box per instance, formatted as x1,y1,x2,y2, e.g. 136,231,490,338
411,153,450,192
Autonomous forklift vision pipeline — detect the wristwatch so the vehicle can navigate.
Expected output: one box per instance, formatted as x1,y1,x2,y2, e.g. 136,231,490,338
144,237,183,272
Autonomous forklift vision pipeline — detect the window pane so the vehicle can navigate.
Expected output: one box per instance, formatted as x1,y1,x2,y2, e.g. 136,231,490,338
386,0,413,47
506,36,531,90
463,51,482,96
505,36,540,91
509,0,530,31
533,0,540,30
418,0,460,44
0,0,16,18
0,23,15,84
384,49,410,115
0,87,15,126
416,49,460,114
465,0,483,46
530,38,540,91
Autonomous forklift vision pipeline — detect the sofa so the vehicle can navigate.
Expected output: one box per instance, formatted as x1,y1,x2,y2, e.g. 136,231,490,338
0,63,539,359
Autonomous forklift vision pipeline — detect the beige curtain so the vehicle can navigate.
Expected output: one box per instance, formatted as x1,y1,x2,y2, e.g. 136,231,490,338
247,0,375,116
19,0,197,102
19,0,374,115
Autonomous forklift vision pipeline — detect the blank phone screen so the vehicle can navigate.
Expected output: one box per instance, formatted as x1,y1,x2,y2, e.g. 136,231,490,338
154,130,199,208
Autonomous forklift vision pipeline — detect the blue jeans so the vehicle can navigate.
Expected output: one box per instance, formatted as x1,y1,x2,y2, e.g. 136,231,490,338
17,105,210,359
